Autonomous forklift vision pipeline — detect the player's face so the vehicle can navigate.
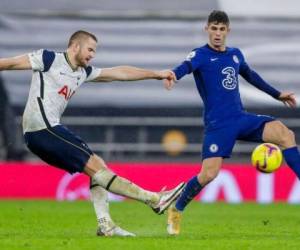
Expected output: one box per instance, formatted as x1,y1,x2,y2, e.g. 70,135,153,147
75,37,97,67
205,22,230,51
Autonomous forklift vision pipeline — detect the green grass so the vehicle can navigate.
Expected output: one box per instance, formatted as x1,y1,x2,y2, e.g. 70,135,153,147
1,201,300,250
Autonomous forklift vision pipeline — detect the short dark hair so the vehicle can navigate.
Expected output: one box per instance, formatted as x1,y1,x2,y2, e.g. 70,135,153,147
68,30,98,47
207,10,230,25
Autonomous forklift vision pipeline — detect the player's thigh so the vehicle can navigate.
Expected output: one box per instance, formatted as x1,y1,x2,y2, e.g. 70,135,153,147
263,120,296,148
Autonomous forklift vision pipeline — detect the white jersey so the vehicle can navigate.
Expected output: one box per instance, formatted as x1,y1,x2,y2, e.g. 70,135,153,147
22,49,101,133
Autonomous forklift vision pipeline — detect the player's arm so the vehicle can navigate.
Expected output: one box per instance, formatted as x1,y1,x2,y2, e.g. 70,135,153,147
238,51,281,99
278,91,297,108
240,64,280,99
164,50,202,90
92,66,173,82
0,54,32,71
239,57,296,108
172,51,201,80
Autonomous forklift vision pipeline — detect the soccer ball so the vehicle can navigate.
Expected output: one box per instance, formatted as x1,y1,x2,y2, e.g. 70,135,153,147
251,143,282,173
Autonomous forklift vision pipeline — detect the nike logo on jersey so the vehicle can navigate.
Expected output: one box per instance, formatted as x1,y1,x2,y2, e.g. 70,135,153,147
210,58,218,62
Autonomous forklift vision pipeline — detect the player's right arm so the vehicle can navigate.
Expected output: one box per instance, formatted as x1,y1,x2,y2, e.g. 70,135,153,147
173,50,202,80
0,54,32,71
164,49,202,90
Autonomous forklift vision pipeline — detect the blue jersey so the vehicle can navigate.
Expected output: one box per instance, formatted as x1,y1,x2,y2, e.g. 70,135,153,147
173,44,280,130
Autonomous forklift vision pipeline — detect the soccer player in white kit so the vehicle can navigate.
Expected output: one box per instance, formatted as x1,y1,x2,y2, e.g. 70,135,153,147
0,30,184,237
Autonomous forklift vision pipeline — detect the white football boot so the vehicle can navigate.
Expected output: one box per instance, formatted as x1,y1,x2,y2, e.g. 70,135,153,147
152,182,185,215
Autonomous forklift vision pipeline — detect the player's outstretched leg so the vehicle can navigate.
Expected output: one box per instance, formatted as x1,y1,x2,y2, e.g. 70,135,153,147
283,146,300,179
263,121,300,179
86,155,185,215
90,180,136,237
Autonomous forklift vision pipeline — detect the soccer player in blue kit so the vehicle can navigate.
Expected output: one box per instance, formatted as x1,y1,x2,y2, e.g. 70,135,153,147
164,10,300,235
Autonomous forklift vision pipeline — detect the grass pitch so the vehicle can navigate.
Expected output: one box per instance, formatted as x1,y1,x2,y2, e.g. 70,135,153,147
0,201,300,250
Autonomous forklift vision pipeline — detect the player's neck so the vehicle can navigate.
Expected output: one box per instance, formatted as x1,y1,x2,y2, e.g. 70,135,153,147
207,42,226,52
65,51,78,71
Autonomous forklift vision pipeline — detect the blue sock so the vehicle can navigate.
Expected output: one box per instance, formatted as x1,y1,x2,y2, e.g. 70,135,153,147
175,176,203,212
283,146,300,180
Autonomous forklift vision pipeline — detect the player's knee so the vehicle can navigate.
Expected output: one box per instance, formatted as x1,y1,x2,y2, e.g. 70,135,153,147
84,154,108,176
280,129,296,148
92,154,108,168
275,122,295,147
84,154,117,189
268,121,295,148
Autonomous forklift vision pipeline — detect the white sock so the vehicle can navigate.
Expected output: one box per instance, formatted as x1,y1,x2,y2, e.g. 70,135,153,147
92,168,159,206
90,183,112,225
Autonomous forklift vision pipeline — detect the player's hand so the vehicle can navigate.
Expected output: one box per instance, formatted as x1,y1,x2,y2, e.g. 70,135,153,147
278,91,297,108
161,70,176,90
155,70,172,80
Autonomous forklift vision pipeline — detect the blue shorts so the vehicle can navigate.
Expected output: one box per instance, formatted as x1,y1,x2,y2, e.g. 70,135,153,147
202,112,275,160
24,125,93,174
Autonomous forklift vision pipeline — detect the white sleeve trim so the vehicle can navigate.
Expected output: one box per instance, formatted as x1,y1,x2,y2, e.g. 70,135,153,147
28,49,44,71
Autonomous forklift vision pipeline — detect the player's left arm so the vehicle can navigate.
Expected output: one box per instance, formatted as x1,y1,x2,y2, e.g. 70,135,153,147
277,91,297,108
92,66,174,82
239,55,296,108
240,64,297,107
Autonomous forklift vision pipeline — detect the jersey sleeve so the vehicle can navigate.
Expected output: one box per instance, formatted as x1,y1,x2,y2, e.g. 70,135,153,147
28,49,44,71
172,49,203,80
238,49,281,99
28,49,55,72
84,66,102,82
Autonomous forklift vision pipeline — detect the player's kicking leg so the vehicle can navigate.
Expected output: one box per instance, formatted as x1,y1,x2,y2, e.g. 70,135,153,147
24,126,184,236
90,180,135,237
85,155,185,216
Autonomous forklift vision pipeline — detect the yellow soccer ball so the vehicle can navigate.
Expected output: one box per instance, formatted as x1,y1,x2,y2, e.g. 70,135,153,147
251,143,282,173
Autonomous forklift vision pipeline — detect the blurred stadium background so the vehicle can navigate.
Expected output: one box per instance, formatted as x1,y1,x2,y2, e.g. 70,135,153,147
0,0,300,202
